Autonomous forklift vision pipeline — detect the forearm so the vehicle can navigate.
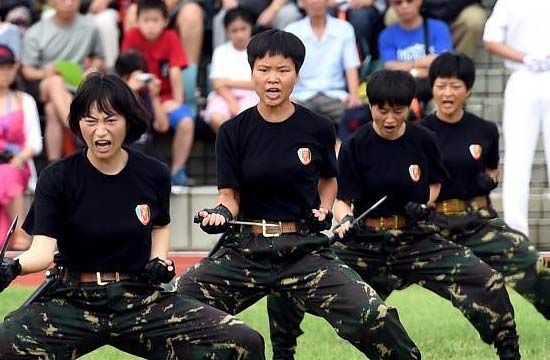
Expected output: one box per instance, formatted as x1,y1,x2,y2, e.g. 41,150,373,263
170,68,184,104
318,177,337,210
216,86,238,105
333,199,353,222
150,226,170,260
224,79,255,90
345,68,360,98
15,145,34,162
151,96,170,133
17,236,57,275
428,183,441,206
217,189,240,218
22,66,46,82
484,41,525,63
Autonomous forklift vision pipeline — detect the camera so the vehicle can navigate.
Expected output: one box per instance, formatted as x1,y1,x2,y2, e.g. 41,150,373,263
137,73,154,84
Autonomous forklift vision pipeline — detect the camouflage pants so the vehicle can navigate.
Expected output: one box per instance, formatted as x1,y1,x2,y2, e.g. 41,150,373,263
0,280,265,360
441,208,550,319
175,231,421,360
268,227,519,360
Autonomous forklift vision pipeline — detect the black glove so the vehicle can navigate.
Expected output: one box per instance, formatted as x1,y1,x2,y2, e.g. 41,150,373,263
143,257,176,284
0,258,22,293
475,172,498,193
404,202,433,223
306,208,333,233
198,204,233,234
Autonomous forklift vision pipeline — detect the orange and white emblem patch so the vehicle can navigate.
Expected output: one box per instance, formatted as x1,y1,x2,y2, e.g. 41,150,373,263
408,165,421,182
297,147,312,165
135,204,151,225
469,144,482,160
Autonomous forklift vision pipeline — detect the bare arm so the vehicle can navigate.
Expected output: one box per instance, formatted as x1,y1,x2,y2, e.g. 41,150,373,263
484,41,525,63
149,226,170,260
428,183,441,206
333,199,353,223
318,177,337,211
217,188,240,218
16,235,57,275
169,67,184,105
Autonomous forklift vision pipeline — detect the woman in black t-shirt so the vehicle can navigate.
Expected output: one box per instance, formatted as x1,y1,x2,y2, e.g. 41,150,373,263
0,74,264,359
423,52,550,320
268,69,521,360
175,29,421,360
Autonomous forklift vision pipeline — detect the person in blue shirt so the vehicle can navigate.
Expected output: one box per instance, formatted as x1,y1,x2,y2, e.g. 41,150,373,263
379,0,452,106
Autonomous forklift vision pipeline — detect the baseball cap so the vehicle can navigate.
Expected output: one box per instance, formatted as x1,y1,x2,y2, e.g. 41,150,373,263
0,45,16,65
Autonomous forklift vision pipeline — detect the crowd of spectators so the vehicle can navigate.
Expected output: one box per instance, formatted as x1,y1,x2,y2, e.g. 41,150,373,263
5,0,549,250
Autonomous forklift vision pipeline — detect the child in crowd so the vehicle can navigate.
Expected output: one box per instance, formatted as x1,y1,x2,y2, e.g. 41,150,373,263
203,7,258,132
122,0,195,186
114,50,169,154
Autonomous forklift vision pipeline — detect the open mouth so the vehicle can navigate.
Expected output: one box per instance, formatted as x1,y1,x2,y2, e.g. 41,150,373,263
384,124,397,132
441,100,455,108
266,87,281,100
94,140,112,152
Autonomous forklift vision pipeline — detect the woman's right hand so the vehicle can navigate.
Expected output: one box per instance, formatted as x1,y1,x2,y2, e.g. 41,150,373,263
0,258,21,293
198,204,233,234
333,215,355,239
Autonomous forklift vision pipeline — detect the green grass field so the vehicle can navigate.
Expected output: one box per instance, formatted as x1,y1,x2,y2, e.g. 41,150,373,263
1,286,548,359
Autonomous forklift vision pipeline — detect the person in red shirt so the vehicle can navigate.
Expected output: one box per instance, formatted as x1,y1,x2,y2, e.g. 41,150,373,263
122,0,195,186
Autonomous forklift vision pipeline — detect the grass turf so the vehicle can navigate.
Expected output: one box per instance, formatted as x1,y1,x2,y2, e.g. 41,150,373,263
1,285,548,359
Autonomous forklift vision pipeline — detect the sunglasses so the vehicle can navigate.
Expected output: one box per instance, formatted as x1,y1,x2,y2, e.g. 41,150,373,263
390,0,415,6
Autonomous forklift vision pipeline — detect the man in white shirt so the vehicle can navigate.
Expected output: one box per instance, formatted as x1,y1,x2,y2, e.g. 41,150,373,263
483,0,550,237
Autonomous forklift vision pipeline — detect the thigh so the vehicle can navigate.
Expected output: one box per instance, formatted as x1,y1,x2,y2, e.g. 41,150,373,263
112,291,265,360
316,95,346,123
175,247,269,314
0,297,103,359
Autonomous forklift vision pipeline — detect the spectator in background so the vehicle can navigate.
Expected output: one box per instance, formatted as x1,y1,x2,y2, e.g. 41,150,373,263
124,0,205,73
21,0,104,163
203,7,258,132
0,15,21,58
0,45,42,251
212,0,302,48
122,0,195,187
115,50,169,154
483,0,550,237
81,0,120,68
379,0,452,112
285,0,361,125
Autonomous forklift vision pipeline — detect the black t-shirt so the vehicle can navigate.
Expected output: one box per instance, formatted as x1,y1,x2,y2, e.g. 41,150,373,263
422,111,499,200
338,122,448,217
216,104,338,221
22,148,171,272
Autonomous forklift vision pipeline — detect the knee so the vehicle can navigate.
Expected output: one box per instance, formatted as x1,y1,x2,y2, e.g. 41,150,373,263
176,117,194,132
177,2,204,27
457,5,487,33
230,324,265,358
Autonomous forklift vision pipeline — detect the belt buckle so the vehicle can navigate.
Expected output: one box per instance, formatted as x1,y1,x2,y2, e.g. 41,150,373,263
262,220,282,238
96,272,119,286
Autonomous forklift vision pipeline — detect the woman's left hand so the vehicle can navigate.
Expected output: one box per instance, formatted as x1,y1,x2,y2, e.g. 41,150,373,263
9,156,25,169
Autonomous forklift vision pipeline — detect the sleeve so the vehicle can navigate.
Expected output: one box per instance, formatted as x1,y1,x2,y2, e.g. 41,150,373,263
483,0,509,43
154,163,171,226
168,31,188,69
90,26,105,59
425,130,449,184
121,29,139,52
23,166,64,239
379,28,398,62
21,26,41,67
342,24,361,70
320,122,338,178
336,139,363,201
21,93,43,155
485,122,500,169
431,20,454,54
216,123,241,189
209,46,223,79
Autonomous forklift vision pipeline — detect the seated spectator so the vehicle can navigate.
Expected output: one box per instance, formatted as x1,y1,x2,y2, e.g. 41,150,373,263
0,45,42,250
124,0,205,70
285,0,361,125
122,0,195,186
385,0,485,59
212,0,302,48
21,0,104,163
0,17,21,58
203,7,258,132
329,0,386,60
379,0,452,113
0,0,33,34
114,50,169,154
81,0,120,68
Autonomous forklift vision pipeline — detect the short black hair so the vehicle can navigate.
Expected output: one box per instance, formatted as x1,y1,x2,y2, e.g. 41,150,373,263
137,0,168,18
114,50,148,78
367,70,416,107
247,29,305,72
224,7,254,28
68,73,148,144
429,52,476,90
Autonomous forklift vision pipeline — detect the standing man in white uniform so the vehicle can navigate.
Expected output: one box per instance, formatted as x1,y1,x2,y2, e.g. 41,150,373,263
483,0,550,236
